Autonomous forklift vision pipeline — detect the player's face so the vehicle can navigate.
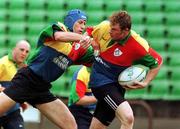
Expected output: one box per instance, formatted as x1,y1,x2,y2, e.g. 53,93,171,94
13,43,30,64
73,19,86,34
109,23,128,41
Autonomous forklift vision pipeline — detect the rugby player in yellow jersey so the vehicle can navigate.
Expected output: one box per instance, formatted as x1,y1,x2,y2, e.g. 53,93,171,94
0,40,30,129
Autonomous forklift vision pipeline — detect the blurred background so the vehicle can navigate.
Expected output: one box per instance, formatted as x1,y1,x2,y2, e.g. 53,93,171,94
0,0,180,128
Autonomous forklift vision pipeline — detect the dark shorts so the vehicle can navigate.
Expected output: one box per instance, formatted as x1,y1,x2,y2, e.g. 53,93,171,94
3,67,57,106
91,83,126,126
0,109,24,129
69,105,93,129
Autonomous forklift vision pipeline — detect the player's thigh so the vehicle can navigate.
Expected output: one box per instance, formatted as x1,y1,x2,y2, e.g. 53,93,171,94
36,99,76,128
0,92,16,116
92,83,126,108
36,99,68,119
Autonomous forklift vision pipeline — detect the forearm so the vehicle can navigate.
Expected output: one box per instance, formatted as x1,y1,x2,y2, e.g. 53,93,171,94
145,47,163,84
76,96,97,106
144,62,163,84
54,31,84,42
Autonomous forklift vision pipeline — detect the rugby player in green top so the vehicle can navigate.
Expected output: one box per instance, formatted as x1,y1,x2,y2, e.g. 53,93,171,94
0,9,94,129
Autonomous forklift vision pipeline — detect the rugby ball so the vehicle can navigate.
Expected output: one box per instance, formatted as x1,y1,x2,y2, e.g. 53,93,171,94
118,65,148,86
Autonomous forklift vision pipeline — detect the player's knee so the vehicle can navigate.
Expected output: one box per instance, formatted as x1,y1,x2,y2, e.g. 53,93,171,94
65,116,77,129
118,112,134,125
116,103,134,125
123,112,134,125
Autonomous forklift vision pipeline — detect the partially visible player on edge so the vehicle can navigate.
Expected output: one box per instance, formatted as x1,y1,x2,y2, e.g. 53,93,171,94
68,65,97,129
87,10,163,129
0,9,94,129
0,40,30,129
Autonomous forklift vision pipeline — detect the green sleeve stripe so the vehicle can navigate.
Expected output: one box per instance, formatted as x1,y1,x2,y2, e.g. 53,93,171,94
133,54,158,69
68,81,80,106
37,23,62,47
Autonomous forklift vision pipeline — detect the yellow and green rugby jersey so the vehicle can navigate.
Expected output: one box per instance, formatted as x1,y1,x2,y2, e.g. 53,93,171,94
28,22,94,82
68,66,96,111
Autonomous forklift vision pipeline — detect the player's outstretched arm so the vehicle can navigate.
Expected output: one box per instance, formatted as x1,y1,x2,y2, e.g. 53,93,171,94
54,31,87,42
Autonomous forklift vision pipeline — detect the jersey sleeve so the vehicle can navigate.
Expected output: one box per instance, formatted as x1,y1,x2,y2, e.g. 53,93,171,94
69,66,89,104
91,21,111,41
149,47,163,65
133,47,162,69
70,79,86,104
37,22,66,47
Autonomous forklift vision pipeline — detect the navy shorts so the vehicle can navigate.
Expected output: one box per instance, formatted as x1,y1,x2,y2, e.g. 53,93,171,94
0,109,24,129
3,67,57,106
91,83,126,126
69,105,93,129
